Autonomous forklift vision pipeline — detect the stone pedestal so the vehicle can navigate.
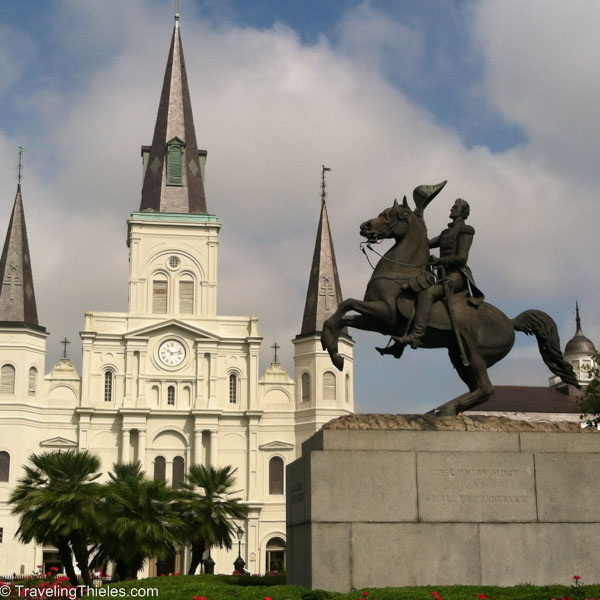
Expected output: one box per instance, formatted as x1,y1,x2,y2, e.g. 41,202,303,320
286,414,600,592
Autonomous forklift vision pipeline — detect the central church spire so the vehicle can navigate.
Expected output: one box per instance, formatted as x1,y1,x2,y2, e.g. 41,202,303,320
140,13,208,214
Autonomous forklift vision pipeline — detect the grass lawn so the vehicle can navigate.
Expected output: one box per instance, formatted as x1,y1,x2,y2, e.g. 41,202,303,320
111,575,600,600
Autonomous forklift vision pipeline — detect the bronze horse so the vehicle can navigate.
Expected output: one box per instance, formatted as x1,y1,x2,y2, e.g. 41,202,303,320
321,184,579,415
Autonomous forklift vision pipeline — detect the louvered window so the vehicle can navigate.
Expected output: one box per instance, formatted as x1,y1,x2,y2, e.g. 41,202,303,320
0,365,15,395
154,456,166,482
229,374,237,404
0,451,9,482
301,373,310,402
28,367,37,396
179,279,194,314
167,140,184,186
153,279,168,314
173,456,185,489
269,457,284,495
104,371,113,402
167,385,175,406
323,371,336,401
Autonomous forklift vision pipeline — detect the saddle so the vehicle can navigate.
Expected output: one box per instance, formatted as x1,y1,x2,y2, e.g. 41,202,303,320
396,289,475,333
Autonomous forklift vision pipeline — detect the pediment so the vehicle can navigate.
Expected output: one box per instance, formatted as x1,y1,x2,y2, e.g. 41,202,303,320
39,436,78,448
125,319,221,341
259,440,295,451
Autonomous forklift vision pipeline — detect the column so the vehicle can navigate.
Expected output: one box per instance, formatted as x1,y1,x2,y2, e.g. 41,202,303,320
193,429,204,465
137,350,147,407
124,349,134,406
166,459,173,486
121,428,130,464
138,429,147,472
210,430,218,467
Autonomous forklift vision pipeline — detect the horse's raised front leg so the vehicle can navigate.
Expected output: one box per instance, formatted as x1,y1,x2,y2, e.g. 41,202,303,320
322,297,395,371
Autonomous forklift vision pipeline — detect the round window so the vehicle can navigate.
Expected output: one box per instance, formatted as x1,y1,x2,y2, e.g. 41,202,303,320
168,256,180,270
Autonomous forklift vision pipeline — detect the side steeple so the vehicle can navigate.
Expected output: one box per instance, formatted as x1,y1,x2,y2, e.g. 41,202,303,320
140,11,208,214
293,167,354,445
0,183,40,327
300,166,344,335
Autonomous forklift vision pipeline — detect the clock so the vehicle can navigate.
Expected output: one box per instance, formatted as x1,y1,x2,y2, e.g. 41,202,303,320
158,339,186,367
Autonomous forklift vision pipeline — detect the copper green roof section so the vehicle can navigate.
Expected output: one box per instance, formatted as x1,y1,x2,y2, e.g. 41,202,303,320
130,212,219,223
300,197,344,336
140,16,208,214
0,185,39,327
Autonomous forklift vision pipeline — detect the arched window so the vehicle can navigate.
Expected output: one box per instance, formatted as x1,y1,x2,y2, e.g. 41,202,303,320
28,367,38,396
265,537,286,573
104,371,113,402
0,451,9,482
152,274,168,314
229,374,237,404
172,456,185,489
0,365,15,395
323,371,336,401
154,456,166,482
301,373,310,403
269,456,284,495
167,385,175,406
179,275,194,314
166,138,185,185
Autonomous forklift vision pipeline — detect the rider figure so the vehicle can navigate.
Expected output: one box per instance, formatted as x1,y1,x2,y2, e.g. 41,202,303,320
393,197,483,349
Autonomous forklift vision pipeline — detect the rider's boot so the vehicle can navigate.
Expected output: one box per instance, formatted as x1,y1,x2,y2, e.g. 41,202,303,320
393,292,434,349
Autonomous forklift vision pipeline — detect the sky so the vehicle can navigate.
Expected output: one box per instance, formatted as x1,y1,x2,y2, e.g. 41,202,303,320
0,0,598,414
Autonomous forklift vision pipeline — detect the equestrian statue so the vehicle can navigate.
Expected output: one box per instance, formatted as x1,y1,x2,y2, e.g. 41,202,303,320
321,181,579,415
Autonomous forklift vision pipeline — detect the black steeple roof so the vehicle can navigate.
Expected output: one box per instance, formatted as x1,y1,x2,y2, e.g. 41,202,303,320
140,15,208,214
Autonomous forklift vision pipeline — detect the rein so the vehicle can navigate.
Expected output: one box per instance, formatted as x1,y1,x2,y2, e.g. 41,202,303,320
360,240,426,270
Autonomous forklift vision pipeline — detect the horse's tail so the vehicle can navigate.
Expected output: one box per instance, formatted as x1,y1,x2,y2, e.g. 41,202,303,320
512,309,580,388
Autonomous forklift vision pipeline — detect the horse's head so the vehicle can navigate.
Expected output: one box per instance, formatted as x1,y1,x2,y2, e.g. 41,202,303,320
359,181,447,243
360,197,416,243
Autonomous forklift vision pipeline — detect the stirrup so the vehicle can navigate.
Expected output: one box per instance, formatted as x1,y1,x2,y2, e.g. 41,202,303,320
392,332,424,349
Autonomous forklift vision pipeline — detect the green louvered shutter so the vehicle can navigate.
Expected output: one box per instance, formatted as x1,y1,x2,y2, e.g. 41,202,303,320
168,145,183,185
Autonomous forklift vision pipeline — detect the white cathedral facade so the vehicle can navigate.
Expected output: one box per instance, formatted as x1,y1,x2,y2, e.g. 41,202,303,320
0,15,354,577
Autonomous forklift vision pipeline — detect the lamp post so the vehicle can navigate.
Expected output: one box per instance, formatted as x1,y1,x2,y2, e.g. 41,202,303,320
233,525,245,574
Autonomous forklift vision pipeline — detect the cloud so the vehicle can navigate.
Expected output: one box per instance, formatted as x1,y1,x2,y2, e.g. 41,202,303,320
0,0,597,413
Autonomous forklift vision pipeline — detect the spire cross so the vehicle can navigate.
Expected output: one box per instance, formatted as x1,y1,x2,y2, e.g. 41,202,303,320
175,0,180,20
271,342,280,363
17,146,26,185
61,337,71,359
319,275,336,310
321,165,331,204
5,265,22,301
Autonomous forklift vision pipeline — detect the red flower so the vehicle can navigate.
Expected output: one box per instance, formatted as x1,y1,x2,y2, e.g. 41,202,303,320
174,572,180,576
574,575,582,580
193,597,206,600
478,595,487,599
265,597,273,600
431,593,442,600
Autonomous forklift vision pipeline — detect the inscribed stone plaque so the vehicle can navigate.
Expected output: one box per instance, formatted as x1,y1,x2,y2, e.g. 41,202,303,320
417,452,536,522
310,451,417,522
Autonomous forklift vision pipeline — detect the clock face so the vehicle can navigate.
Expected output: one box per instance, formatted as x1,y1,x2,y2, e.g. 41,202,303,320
158,339,186,367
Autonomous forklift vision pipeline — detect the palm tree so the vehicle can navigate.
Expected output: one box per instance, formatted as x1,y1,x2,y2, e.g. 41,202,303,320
181,465,249,575
97,462,185,581
10,450,104,587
